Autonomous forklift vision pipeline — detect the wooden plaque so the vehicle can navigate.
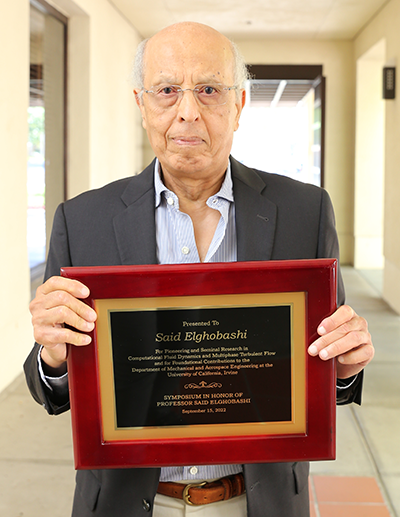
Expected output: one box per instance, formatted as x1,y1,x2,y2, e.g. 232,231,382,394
62,259,337,469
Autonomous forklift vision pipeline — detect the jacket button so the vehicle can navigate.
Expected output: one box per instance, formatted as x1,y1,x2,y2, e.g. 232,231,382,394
142,499,151,512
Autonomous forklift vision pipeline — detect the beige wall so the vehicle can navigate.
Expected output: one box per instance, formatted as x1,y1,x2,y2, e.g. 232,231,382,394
0,1,33,393
354,0,400,314
354,40,385,270
46,0,144,197
0,0,143,393
237,39,356,264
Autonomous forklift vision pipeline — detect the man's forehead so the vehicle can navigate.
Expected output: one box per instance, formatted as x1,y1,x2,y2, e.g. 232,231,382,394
144,24,235,84
148,22,229,48
147,70,230,86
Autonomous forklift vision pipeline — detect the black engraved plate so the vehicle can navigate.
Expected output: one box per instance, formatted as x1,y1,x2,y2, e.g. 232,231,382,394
109,305,292,429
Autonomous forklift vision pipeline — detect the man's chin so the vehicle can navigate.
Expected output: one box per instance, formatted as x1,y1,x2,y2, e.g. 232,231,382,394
163,153,211,173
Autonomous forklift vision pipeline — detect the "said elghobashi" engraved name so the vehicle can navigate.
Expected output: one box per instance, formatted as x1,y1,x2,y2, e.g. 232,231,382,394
155,330,248,344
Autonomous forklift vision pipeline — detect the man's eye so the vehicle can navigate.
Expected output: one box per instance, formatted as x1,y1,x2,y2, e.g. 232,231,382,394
159,86,176,95
201,86,217,95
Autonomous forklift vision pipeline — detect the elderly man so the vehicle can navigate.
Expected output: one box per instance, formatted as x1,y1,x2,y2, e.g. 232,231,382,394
24,22,374,517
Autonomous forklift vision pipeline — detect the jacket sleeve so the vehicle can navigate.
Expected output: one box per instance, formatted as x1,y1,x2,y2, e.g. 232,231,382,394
23,203,71,415
317,189,363,405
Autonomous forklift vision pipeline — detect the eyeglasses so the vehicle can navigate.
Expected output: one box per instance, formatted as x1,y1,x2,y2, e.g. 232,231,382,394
141,84,238,108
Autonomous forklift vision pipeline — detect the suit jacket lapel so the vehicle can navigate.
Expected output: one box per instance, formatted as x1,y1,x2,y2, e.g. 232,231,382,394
113,161,158,265
231,157,277,262
112,157,277,265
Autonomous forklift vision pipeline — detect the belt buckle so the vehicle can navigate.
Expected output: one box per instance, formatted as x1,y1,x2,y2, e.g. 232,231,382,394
182,481,207,505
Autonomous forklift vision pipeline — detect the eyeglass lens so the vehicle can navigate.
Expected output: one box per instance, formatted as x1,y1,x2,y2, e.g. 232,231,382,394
146,85,234,107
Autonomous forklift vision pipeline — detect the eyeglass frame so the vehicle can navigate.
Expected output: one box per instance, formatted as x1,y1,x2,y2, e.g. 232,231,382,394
140,83,239,107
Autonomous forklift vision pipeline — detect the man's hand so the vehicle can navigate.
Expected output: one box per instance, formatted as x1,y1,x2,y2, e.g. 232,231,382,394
30,276,97,373
308,305,374,379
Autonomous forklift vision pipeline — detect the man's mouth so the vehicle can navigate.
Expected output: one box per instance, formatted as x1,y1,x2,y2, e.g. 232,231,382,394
171,136,204,146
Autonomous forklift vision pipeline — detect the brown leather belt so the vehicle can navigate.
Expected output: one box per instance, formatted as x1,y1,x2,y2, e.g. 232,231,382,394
157,473,245,506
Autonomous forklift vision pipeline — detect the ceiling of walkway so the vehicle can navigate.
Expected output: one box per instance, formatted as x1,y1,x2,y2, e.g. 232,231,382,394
110,0,390,40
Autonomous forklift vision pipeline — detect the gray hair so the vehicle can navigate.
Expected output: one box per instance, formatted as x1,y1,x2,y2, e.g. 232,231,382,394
131,36,250,95
231,40,251,90
131,38,149,91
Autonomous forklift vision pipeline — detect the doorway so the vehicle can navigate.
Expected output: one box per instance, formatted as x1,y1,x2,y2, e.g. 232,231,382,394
28,0,67,280
232,65,325,187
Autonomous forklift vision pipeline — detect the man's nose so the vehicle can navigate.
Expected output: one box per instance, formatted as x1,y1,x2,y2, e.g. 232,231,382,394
176,89,200,122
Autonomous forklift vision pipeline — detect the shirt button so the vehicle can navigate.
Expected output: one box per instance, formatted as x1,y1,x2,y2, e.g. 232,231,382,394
189,466,198,475
212,198,218,204
182,246,190,255
142,499,151,512
167,197,174,206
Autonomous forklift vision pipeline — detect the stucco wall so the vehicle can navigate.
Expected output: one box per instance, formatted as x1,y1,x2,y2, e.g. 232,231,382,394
354,0,400,314
0,1,32,393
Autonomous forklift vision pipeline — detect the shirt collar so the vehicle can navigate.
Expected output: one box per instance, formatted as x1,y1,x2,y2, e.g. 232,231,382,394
154,158,234,208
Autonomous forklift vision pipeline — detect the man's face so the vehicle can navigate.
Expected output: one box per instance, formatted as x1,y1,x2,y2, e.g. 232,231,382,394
135,24,245,185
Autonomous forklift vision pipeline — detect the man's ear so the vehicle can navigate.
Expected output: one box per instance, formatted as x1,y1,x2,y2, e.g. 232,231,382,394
240,88,246,109
133,89,147,129
133,89,141,105
234,89,246,131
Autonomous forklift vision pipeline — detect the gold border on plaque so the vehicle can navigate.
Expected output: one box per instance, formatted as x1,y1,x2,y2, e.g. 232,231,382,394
95,292,306,442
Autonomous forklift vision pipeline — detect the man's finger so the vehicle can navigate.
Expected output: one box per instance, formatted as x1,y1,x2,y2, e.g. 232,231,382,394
38,276,90,299
309,328,370,360
317,305,355,336
33,306,95,345
30,276,97,327
30,275,98,361
337,343,375,365
42,325,92,348
37,290,97,325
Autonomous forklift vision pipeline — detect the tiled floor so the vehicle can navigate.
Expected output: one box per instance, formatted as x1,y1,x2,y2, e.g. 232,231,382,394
1,267,400,516
309,476,392,517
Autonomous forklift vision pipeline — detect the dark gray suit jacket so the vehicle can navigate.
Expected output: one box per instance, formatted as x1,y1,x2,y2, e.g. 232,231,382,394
24,157,362,517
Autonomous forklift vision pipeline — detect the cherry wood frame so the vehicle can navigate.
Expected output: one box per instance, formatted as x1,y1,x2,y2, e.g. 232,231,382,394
62,259,337,469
